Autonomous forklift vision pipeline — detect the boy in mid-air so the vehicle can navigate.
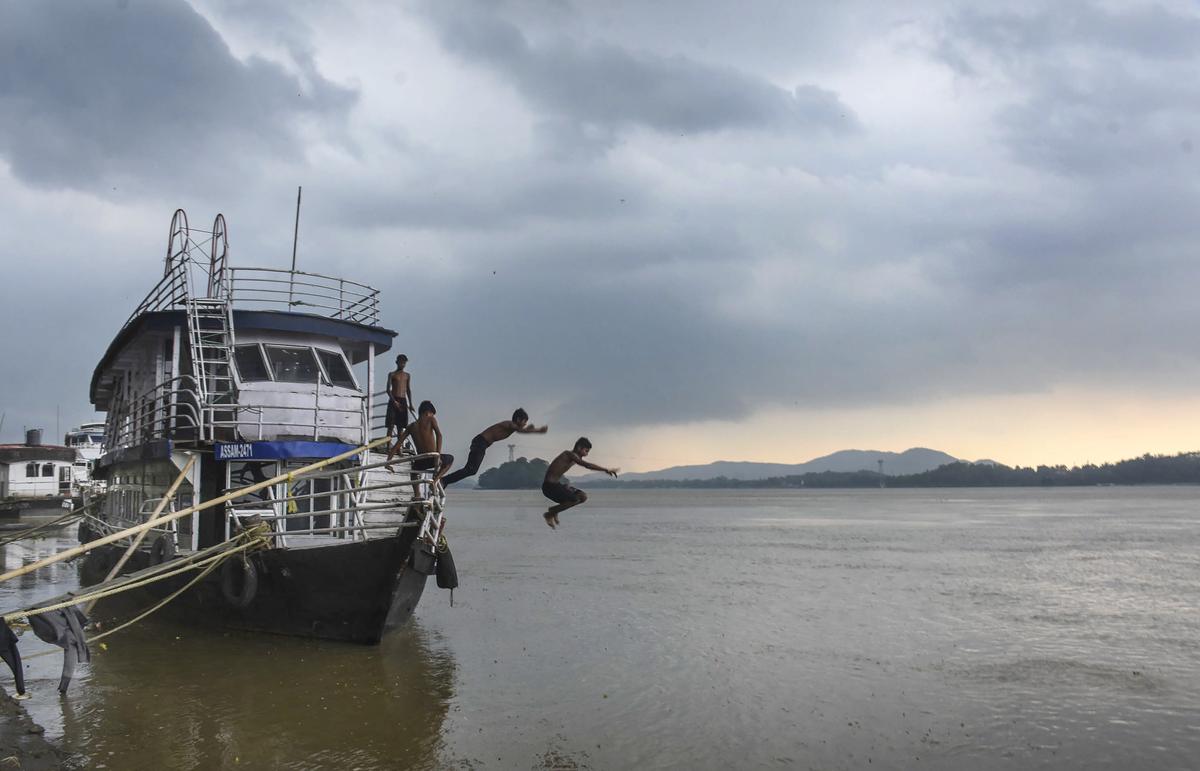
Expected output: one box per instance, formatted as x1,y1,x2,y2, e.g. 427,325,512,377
440,408,548,487
541,437,618,529
385,354,413,438
385,400,453,484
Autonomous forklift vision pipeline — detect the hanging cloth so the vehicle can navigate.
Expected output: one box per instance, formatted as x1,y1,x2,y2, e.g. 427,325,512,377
0,618,25,696
28,604,90,694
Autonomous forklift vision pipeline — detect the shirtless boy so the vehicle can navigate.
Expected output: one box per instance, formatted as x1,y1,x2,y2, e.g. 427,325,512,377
541,437,618,529
385,355,413,438
440,408,548,487
385,400,453,482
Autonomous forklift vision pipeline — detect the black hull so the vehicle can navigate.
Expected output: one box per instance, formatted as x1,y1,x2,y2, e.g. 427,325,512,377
80,535,429,644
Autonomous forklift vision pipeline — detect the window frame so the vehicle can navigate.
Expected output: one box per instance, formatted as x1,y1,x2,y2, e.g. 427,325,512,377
314,348,358,390
232,343,274,384
263,345,323,385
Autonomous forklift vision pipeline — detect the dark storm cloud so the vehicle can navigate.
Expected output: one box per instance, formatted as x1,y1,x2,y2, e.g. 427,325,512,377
0,0,355,191
422,6,857,136
940,4,1200,176
8,0,1200,446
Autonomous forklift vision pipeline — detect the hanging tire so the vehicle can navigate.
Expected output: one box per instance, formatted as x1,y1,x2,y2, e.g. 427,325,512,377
221,556,258,608
435,544,458,590
149,535,176,565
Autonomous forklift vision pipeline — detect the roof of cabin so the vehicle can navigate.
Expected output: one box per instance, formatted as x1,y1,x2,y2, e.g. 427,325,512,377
0,445,76,464
90,309,397,406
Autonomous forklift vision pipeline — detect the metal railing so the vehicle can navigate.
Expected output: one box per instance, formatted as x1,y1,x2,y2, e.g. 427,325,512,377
120,260,382,329
224,451,446,544
105,375,202,449
225,267,381,326
123,260,189,329
105,375,369,450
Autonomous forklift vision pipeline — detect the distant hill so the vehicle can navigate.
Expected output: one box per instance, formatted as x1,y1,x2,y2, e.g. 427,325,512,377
577,447,958,483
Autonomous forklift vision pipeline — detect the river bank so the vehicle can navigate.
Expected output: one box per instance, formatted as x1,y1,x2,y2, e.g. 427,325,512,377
0,688,62,770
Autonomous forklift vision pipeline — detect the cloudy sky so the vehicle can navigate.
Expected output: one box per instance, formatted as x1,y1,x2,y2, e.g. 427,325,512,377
1,0,1199,470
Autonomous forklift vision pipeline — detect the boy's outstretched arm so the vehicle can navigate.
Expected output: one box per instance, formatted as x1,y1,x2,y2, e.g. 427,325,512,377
571,453,618,477
516,423,549,434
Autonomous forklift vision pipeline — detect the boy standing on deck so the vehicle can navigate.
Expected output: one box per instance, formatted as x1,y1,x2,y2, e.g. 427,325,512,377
385,400,453,483
541,437,618,529
440,409,548,487
386,354,413,438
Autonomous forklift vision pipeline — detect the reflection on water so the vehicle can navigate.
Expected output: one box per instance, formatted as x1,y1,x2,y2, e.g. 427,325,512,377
0,527,457,770
3,488,1200,769
58,625,456,769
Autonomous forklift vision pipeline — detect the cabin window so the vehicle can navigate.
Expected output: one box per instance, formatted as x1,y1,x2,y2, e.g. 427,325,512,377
265,346,321,384
316,349,357,389
41,463,54,477
233,345,272,382
24,463,36,478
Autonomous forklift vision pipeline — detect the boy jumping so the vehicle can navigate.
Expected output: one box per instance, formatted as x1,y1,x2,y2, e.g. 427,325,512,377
440,408,548,487
541,437,618,529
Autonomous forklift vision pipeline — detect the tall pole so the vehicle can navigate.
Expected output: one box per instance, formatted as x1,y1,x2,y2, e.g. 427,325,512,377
288,186,302,305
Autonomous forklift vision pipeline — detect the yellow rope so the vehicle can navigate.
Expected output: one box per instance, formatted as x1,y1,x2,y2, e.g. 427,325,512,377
18,544,244,659
0,435,392,584
2,534,265,623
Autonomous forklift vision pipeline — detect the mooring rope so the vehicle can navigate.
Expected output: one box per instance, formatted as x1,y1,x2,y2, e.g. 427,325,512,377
0,435,394,584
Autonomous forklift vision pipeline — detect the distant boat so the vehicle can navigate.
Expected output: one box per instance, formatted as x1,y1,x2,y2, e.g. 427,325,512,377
63,421,106,494
78,209,448,643
0,428,76,516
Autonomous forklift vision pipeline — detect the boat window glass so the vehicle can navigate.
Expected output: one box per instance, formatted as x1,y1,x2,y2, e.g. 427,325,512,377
234,345,272,382
265,346,321,384
41,463,54,477
24,463,36,478
316,349,357,389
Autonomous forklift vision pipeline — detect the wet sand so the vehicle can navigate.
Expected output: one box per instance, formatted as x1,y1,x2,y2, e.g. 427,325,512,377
0,688,61,770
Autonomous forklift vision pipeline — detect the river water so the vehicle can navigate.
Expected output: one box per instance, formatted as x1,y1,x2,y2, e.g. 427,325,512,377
1,487,1199,769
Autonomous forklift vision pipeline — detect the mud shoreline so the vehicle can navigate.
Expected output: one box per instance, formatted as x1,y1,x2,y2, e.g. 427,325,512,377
0,687,63,770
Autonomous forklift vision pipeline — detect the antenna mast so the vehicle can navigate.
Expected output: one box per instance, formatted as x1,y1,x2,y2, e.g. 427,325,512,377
288,185,302,305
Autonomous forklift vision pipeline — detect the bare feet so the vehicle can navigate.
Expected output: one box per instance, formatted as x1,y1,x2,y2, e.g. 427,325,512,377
543,511,559,529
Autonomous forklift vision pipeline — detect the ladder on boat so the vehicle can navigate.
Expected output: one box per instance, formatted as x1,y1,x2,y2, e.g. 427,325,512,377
185,297,237,441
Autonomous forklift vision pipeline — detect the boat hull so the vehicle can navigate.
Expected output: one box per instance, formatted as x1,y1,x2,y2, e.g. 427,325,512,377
0,496,73,519
80,534,429,644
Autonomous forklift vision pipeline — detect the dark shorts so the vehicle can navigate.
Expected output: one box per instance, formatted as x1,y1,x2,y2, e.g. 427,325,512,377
542,480,583,504
413,454,453,473
385,400,408,431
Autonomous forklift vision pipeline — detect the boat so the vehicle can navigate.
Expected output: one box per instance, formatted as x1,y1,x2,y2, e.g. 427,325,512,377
78,209,447,644
64,421,106,495
0,429,77,517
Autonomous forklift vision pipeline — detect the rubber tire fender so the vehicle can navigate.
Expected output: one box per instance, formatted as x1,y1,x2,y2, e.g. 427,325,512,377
149,535,176,565
435,544,458,590
220,556,258,609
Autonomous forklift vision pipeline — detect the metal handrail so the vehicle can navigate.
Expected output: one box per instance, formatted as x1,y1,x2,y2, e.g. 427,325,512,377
122,261,189,328
104,372,370,450
226,267,381,325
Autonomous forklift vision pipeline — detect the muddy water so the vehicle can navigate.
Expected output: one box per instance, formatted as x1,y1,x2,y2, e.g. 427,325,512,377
2,487,1200,769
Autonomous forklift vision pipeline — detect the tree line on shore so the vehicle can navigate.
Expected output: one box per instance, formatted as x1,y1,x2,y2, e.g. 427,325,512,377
474,451,1200,490
573,451,1200,489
